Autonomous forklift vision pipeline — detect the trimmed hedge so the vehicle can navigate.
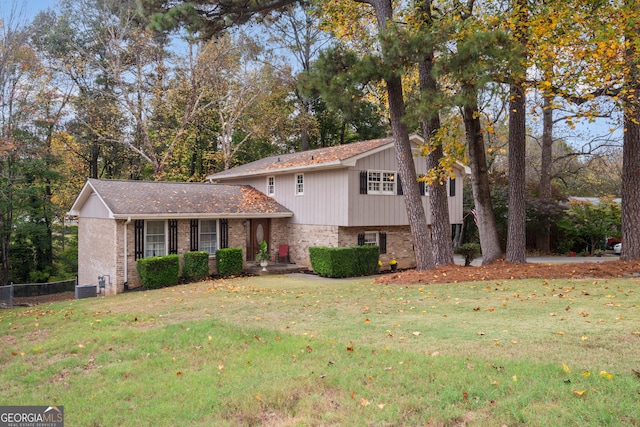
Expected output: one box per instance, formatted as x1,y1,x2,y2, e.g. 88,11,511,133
183,251,210,281
216,248,243,277
136,254,180,289
309,245,379,278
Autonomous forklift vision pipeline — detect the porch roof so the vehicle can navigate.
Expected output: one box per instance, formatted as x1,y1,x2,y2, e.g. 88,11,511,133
68,179,293,219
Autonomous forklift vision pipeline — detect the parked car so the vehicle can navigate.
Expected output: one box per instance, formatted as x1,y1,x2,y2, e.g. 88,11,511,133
614,243,622,255
606,237,622,250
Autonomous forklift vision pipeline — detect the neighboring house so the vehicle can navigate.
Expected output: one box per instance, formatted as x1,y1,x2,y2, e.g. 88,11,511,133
68,179,292,295
207,134,468,269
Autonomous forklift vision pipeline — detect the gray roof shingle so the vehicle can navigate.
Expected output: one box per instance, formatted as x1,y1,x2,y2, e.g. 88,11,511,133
207,137,394,180
73,179,292,218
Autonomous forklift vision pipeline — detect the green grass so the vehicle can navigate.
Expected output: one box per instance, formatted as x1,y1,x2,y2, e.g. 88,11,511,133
1,274,640,426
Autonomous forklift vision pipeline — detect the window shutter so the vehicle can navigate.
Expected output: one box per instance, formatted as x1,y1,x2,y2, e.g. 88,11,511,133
190,219,199,251
397,175,403,195
168,220,178,254
449,178,456,197
220,219,229,249
379,232,387,254
419,180,426,196
357,233,365,246
360,171,368,194
134,220,144,260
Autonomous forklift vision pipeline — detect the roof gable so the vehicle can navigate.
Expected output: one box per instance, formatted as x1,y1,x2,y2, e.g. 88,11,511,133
68,179,293,219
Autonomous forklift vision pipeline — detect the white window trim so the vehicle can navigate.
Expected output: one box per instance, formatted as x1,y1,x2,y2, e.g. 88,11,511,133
199,219,219,255
363,231,379,246
295,173,304,196
367,170,396,195
145,220,167,258
266,176,275,196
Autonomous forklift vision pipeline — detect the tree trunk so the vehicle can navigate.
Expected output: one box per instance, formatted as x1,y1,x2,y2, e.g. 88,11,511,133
537,94,553,252
419,59,453,266
506,82,527,263
621,2,640,261
366,0,435,270
462,100,502,264
506,0,527,263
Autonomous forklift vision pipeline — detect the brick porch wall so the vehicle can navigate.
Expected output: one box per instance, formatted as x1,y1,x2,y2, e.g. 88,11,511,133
287,224,340,268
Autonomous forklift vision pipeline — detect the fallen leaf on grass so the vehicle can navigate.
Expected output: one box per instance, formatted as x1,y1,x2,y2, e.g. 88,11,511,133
573,389,587,396
600,370,613,379
563,363,572,374
361,398,370,406
412,331,421,336
556,331,566,335
377,403,386,409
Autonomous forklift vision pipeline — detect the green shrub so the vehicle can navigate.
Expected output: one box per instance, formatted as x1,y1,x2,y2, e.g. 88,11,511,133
182,251,210,281
216,248,243,277
136,254,180,289
352,245,380,276
309,246,379,278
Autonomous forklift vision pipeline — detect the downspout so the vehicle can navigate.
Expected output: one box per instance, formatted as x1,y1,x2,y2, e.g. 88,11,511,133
124,216,131,291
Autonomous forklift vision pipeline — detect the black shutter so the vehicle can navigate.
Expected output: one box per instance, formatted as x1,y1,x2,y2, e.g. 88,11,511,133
397,175,403,195
357,233,365,246
379,232,387,254
449,178,456,197
220,219,229,249
190,219,199,251
419,180,426,196
360,171,368,194
134,220,144,260
168,220,178,254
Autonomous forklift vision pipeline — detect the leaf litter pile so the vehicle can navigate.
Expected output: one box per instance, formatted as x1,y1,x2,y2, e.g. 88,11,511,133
375,259,640,286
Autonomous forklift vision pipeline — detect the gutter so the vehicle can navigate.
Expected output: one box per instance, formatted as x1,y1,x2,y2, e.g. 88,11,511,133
124,216,131,291
112,212,294,220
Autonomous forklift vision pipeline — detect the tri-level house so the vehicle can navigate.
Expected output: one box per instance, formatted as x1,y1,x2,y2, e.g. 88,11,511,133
206,134,468,269
69,135,467,295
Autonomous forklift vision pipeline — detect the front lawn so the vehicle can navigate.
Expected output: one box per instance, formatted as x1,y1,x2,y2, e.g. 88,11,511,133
1,274,639,426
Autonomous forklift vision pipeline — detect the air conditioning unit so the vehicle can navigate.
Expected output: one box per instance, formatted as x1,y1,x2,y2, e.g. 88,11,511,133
75,284,97,299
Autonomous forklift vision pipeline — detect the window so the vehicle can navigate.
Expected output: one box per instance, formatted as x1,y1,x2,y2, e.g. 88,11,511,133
363,231,378,246
145,220,166,257
367,170,396,195
295,173,304,195
267,176,275,196
199,219,218,254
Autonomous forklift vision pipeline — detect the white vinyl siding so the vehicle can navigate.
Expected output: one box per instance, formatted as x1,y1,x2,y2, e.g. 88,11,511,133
145,220,166,257
295,173,304,195
267,176,275,196
199,219,218,254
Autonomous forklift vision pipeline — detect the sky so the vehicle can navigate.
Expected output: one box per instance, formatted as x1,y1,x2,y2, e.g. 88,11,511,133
1,0,57,22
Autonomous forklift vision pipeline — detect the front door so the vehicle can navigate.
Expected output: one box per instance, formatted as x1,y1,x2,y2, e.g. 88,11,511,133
248,219,270,261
